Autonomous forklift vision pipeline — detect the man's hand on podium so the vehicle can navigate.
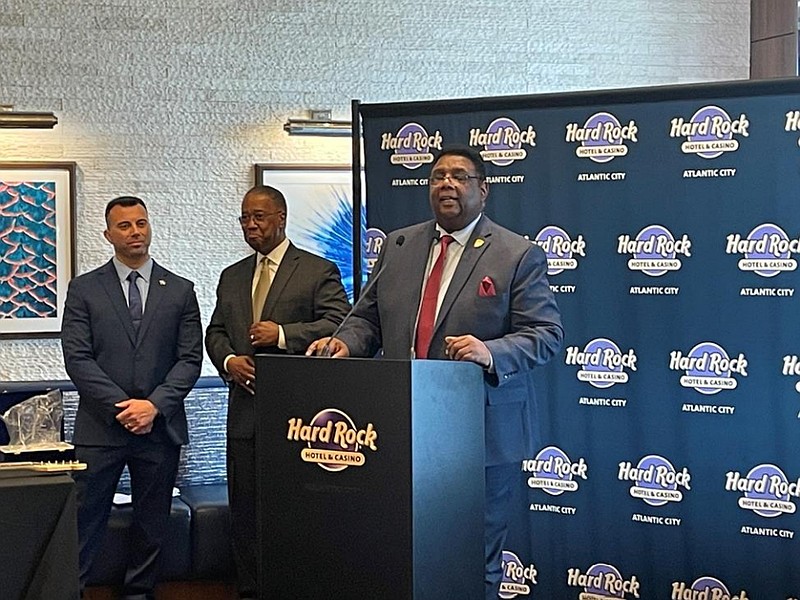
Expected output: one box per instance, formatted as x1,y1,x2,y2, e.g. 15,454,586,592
306,337,351,358
444,334,492,368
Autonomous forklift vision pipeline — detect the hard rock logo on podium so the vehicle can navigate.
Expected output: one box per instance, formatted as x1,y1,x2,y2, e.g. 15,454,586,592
286,408,378,472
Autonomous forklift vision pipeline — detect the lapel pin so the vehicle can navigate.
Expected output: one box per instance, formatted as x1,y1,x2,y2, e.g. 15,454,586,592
159,279,166,286
473,238,485,248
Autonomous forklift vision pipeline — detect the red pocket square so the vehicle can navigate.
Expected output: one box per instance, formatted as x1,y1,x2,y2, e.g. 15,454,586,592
479,276,496,297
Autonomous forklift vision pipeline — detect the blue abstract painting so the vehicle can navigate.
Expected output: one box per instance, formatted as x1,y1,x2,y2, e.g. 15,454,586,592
257,166,366,303
0,163,73,336
0,180,58,319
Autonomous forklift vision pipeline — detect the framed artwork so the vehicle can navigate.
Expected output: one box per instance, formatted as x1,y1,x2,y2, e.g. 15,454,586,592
0,162,76,337
254,164,364,301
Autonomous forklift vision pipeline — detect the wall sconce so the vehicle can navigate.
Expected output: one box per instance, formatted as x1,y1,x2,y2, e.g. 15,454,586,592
0,104,58,129
283,110,351,137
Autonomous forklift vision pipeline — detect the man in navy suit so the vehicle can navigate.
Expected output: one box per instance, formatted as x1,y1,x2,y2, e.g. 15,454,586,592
205,185,350,598
308,147,563,599
62,196,203,600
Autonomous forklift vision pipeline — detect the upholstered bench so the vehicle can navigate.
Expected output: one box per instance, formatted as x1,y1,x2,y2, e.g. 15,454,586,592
85,497,192,586
178,483,234,580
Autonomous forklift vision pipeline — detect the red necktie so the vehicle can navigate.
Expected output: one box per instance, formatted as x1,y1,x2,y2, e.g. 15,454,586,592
415,235,454,359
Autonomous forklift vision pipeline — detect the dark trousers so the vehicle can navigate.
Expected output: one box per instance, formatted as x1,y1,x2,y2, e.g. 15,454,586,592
227,436,257,598
485,463,519,600
75,440,180,600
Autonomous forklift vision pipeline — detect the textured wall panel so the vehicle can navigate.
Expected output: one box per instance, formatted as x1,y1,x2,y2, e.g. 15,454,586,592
1,0,749,383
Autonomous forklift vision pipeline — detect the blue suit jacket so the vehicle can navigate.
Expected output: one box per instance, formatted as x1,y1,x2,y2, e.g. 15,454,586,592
337,215,564,465
61,259,203,446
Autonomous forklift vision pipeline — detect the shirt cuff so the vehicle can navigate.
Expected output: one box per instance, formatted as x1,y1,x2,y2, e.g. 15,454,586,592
223,354,236,373
278,325,286,350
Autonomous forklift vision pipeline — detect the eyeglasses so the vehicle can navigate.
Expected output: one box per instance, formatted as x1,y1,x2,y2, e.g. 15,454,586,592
429,171,482,185
238,211,284,225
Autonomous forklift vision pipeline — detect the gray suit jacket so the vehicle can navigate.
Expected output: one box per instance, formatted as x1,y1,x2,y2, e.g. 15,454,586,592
337,215,564,465
205,243,350,439
61,260,203,446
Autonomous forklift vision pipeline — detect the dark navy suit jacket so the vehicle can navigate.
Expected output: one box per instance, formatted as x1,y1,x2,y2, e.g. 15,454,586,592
61,259,203,446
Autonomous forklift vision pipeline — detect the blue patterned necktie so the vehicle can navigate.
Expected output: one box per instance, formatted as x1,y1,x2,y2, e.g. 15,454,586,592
127,270,143,335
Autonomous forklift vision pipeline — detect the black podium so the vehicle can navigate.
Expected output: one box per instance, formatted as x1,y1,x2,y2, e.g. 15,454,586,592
255,355,485,599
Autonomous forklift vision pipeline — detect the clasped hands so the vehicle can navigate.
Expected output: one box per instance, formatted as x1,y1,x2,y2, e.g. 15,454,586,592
115,399,158,435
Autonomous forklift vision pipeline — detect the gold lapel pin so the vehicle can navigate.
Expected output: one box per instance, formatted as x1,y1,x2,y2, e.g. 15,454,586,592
473,238,485,248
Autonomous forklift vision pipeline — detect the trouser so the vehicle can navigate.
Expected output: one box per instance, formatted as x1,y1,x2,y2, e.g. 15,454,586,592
75,439,180,600
485,463,519,600
227,436,257,598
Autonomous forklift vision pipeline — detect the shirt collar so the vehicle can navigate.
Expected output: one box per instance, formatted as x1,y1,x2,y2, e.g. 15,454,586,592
112,257,153,283
257,237,290,268
435,213,482,247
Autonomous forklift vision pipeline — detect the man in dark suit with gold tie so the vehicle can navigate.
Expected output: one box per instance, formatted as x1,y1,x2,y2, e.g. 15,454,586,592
308,147,564,599
205,184,350,598
61,196,203,600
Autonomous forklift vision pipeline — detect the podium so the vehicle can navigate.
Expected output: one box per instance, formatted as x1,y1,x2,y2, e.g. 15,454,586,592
255,355,485,599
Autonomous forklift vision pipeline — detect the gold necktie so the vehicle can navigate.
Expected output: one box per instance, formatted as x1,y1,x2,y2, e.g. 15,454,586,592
252,257,271,322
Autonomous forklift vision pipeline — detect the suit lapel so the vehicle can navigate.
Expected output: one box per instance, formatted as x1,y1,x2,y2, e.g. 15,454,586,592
240,255,258,324
435,217,492,330
137,262,166,343
262,244,299,320
99,260,138,345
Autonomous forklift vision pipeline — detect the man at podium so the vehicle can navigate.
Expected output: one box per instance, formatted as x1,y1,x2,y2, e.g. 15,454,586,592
308,146,564,599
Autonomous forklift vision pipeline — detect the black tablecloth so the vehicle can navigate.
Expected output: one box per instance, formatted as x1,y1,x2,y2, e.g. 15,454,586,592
0,473,80,600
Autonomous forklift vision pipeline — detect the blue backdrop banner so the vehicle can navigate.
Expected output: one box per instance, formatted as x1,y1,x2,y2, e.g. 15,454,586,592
358,78,800,600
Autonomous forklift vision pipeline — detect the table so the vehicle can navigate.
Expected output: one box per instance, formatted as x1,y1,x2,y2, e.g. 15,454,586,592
0,473,80,600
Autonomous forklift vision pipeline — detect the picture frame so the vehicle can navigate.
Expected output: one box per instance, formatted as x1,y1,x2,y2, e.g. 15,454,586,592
0,162,76,337
254,164,364,301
